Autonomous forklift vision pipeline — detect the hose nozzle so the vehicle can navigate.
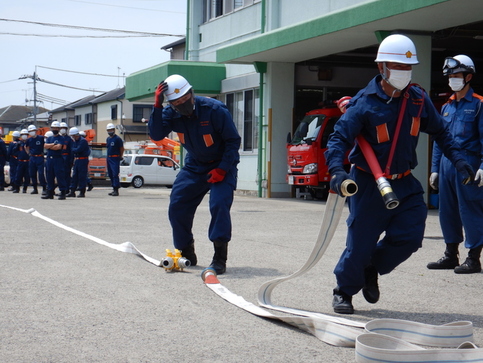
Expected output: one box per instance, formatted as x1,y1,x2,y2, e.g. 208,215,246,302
376,177,399,209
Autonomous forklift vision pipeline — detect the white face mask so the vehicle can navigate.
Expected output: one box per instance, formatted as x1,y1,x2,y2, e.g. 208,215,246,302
60,128,67,135
29,131,36,137
387,69,412,90
21,135,28,140
449,77,465,92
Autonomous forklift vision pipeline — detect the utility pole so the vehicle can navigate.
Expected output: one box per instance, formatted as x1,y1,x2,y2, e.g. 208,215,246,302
19,70,39,127
33,70,37,127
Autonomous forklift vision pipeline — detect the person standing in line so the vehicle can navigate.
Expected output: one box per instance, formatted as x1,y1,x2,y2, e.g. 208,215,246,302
326,34,474,314
13,129,31,194
0,130,7,191
60,122,74,194
26,125,47,195
79,130,94,191
66,127,90,198
427,55,483,274
106,123,124,196
7,130,21,192
149,74,241,274
42,121,67,200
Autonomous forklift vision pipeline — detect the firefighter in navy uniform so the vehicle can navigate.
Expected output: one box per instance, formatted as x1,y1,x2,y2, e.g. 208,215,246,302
0,129,7,191
42,121,67,200
13,129,30,194
428,55,483,274
326,35,474,314
26,124,47,195
66,127,90,198
7,131,20,191
105,123,124,196
149,74,241,274
60,122,74,194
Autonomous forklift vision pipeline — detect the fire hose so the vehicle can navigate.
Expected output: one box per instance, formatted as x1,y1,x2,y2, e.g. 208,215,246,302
201,187,483,362
2,201,482,361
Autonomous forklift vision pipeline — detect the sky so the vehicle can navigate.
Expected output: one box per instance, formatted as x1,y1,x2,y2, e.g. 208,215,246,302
0,0,187,110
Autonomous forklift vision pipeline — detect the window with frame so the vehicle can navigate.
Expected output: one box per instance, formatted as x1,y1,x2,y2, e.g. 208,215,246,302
111,105,118,120
74,115,81,126
85,113,93,125
133,105,152,123
203,0,258,22
225,88,259,152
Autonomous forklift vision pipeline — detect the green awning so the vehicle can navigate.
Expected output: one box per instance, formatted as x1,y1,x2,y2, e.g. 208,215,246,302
125,60,226,101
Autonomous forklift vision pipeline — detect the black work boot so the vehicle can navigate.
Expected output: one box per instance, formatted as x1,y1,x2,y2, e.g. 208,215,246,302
30,186,38,194
454,246,482,274
66,188,76,197
41,190,54,199
12,185,20,193
77,188,86,198
427,243,460,269
22,186,27,193
87,182,93,191
209,241,228,275
41,186,47,195
109,188,119,196
332,287,354,314
362,265,379,304
58,190,66,200
181,242,197,266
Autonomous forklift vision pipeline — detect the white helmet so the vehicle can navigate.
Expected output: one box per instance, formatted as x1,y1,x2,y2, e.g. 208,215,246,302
60,122,68,128
443,54,476,76
20,129,28,135
375,34,419,65
79,130,86,137
51,121,61,128
44,131,54,138
27,125,37,132
69,127,79,136
164,74,192,101
106,123,115,130
12,131,21,138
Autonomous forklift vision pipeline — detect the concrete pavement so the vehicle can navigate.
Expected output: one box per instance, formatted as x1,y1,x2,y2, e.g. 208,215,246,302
1,185,482,362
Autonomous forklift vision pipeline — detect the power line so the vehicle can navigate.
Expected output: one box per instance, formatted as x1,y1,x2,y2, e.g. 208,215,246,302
0,32,162,38
37,65,123,78
38,78,107,93
0,18,184,37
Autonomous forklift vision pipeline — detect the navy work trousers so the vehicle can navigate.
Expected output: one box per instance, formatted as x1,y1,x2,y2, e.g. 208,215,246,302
168,166,237,250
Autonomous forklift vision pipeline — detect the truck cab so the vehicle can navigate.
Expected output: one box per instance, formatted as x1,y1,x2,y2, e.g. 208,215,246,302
287,107,347,200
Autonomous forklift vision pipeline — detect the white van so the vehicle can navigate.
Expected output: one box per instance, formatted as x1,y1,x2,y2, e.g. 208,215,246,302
120,154,180,188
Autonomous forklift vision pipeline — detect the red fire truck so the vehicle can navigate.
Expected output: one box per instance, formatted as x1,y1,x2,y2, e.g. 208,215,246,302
286,106,350,200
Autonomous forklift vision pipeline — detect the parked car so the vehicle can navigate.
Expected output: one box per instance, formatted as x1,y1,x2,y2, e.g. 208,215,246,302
120,154,180,188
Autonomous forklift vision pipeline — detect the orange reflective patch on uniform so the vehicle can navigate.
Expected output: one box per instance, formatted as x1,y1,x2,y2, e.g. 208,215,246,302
376,123,390,143
177,132,185,144
410,117,420,136
203,134,214,147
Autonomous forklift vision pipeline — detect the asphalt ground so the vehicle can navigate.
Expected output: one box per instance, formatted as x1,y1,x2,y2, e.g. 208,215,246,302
1,184,482,362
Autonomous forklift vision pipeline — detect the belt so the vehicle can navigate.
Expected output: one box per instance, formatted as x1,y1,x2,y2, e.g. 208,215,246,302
76,157,89,160
31,154,43,157
387,169,411,180
48,155,62,159
357,166,411,180
108,155,120,157
62,153,70,156
11,156,18,159
19,159,29,162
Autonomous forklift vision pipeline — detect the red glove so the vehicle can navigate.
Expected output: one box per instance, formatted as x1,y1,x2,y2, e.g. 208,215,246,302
207,168,226,183
154,81,168,108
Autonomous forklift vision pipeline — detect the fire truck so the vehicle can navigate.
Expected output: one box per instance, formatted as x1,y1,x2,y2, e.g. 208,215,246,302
286,106,349,200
